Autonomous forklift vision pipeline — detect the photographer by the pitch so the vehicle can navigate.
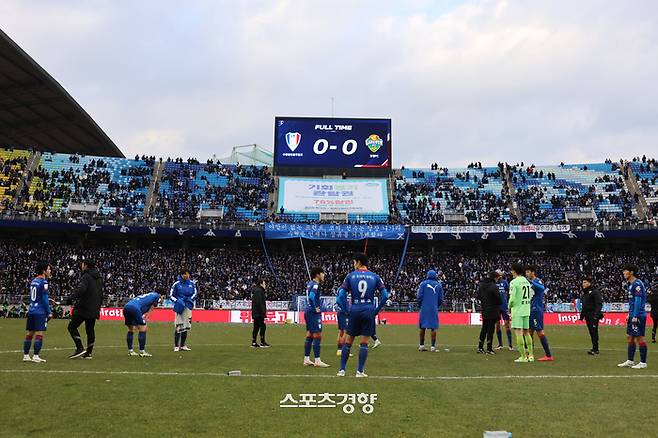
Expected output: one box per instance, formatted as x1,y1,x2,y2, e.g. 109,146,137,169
580,276,603,355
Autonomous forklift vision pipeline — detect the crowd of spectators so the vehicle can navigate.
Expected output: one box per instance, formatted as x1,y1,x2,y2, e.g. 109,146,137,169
1,241,655,308
0,153,28,211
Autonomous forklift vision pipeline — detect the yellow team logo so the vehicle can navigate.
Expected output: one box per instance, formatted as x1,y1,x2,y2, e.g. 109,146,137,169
365,134,383,153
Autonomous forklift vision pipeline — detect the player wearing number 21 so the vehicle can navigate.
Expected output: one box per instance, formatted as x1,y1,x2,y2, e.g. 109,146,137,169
336,253,389,377
508,262,534,363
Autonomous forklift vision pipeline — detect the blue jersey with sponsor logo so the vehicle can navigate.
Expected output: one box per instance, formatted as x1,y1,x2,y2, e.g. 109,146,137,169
497,280,509,311
127,292,160,314
340,269,385,308
305,281,321,312
628,279,647,318
28,277,51,316
530,278,545,313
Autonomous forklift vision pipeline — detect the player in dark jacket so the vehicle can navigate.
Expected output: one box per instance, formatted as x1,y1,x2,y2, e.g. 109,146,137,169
477,272,503,354
251,278,269,348
65,260,103,359
647,288,658,343
580,276,603,355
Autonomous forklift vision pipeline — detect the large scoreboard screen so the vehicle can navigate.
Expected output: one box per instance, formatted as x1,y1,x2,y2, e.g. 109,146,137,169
274,117,391,174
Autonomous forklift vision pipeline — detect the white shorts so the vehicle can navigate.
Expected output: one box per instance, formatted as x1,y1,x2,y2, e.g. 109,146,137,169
175,307,192,333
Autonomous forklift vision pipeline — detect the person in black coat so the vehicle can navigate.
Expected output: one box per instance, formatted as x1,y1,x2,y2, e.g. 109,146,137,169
647,288,658,343
251,278,269,348
477,271,503,354
579,276,603,355
65,260,103,359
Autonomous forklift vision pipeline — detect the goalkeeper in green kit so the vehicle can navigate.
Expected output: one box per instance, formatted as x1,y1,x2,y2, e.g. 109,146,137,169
508,262,534,363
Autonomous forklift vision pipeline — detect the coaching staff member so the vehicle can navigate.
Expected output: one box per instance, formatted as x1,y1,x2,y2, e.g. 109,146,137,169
66,260,103,359
580,276,603,355
477,271,502,354
251,277,270,348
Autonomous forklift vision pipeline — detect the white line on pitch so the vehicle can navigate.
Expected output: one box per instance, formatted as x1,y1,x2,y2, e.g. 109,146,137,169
1,369,657,381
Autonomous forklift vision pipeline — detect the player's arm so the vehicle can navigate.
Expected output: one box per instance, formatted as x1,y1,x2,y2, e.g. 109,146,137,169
416,284,424,305
507,283,516,309
190,281,198,302
532,279,545,294
67,275,89,304
309,290,320,313
375,276,388,314
42,286,53,319
169,282,178,302
336,275,351,314
632,289,642,321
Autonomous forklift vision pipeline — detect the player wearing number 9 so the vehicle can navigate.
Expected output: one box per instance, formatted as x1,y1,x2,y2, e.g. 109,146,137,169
336,253,389,378
22,262,53,363
508,262,534,363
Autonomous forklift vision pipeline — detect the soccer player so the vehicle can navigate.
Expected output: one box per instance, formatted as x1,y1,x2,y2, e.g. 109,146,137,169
417,270,444,352
647,288,658,343
525,265,553,361
170,268,197,352
336,253,389,377
618,264,648,369
23,262,53,363
124,291,164,357
508,262,534,363
494,270,514,351
303,267,330,367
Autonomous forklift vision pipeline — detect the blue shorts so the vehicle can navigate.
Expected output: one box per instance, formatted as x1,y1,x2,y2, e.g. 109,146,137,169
305,311,322,333
26,313,47,331
347,307,375,337
337,312,349,331
530,311,544,331
123,305,146,326
627,315,647,337
500,310,510,321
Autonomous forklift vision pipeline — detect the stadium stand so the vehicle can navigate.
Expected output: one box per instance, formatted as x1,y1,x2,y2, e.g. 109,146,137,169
0,147,29,211
630,156,658,217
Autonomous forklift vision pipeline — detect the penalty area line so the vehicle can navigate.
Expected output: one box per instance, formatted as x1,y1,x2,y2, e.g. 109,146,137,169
1,369,658,381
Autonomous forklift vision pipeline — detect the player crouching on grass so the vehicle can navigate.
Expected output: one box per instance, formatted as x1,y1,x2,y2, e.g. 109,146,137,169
124,292,165,357
618,264,648,369
509,263,534,363
23,262,53,363
417,270,443,352
303,267,330,368
170,268,197,352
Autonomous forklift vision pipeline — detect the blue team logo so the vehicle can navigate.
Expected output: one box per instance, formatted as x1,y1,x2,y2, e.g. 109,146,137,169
285,132,301,152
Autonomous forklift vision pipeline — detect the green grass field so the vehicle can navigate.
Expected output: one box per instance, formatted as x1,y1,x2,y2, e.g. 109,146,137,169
1,319,657,437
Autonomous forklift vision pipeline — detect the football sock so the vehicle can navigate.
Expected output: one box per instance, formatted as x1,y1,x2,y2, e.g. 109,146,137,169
639,342,648,363
524,334,534,357
138,332,146,351
357,343,368,373
304,336,312,357
431,331,437,347
627,341,636,361
340,343,352,370
337,340,343,351
506,329,513,347
181,331,188,346
516,333,526,358
127,331,134,350
34,335,43,355
496,328,502,345
539,333,551,357
174,331,181,347
23,334,33,355
312,337,321,359
419,329,425,346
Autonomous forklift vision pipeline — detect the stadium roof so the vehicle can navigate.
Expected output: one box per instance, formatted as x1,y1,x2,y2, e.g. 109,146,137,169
219,144,273,166
0,28,123,157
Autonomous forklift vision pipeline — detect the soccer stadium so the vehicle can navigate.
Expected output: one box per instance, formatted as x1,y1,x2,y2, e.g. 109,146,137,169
2,3,658,437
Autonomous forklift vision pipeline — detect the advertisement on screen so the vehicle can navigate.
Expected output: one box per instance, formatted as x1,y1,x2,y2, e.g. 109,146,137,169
278,177,388,214
274,116,391,169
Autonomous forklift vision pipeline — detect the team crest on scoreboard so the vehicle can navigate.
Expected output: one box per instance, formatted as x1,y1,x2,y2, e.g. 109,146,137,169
285,132,302,151
365,134,383,153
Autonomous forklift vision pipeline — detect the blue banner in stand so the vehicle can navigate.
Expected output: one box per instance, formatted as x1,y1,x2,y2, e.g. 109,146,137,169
0,219,258,239
265,223,407,240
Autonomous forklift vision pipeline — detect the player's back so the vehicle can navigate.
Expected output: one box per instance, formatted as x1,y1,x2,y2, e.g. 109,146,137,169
28,278,48,315
128,292,159,314
345,269,384,307
510,276,532,316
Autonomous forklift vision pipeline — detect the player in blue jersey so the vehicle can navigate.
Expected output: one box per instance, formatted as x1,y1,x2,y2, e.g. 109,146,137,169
170,268,197,352
336,253,389,377
303,267,330,368
23,262,53,363
417,270,444,352
618,264,648,369
525,266,553,361
124,291,164,357
494,270,514,350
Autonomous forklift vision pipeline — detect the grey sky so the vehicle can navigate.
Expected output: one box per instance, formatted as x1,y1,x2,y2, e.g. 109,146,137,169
2,0,658,167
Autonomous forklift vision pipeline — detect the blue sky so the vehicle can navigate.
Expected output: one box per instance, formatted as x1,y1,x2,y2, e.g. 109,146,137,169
2,0,658,167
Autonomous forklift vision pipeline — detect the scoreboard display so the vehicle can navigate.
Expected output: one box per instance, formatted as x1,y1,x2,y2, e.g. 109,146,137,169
274,117,391,174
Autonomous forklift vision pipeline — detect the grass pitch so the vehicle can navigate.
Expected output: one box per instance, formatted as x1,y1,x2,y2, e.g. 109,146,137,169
1,319,657,437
